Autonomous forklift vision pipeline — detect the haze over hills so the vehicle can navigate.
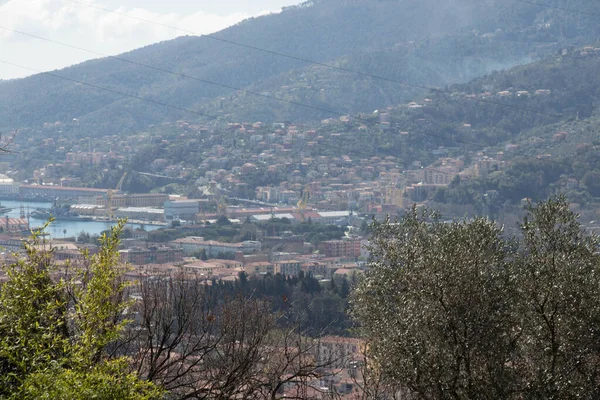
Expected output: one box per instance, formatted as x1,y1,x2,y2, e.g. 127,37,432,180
2,0,600,137
9,44,593,211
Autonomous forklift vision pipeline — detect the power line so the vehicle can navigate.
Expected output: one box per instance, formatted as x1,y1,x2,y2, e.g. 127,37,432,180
0,59,388,162
62,0,588,122
0,57,586,172
0,22,582,136
513,0,600,18
5,0,597,168
0,60,219,121
0,5,593,206
0,57,442,147
0,25,370,121
63,0,489,89
0,24,570,153
1,58,585,191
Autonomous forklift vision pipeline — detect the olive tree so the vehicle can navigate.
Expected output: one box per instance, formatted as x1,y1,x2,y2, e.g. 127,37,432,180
351,207,519,398
515,198,600,398
352,197,600,399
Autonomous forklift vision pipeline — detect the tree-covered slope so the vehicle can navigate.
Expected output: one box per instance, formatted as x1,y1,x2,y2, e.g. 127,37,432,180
386,47,600,209
0,0,502,131
1,0,600,137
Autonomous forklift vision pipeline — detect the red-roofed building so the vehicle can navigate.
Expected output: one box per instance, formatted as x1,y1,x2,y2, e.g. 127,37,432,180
320,238,361,258
119,246,183,265
0,217,28,233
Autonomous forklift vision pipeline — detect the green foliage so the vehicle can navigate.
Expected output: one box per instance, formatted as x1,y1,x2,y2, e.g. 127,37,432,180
582,170,600,197
0,228,70,395
516,197,600,398
147,228,187,243
216,215,232,226
147,219,346,248
0,221,162,399
208,271,353,337
352,207,517,398
19,360,161,400
71,224,132,367
260,219,346,244
352,197,600,398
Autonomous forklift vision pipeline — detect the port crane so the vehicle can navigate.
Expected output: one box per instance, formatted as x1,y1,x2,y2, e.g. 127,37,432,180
296,186,310,222
107,172,127,220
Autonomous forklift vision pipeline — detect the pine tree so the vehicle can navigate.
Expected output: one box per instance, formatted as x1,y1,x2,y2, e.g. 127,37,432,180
0,221,162,399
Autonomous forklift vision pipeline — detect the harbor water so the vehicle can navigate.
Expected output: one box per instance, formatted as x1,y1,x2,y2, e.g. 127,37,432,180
0,200,161,239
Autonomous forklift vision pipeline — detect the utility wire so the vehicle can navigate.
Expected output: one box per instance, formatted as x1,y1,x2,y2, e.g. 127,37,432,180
0,57,445,147
0,59,386,162
513,0,600,18
0,56,569,170
0,60,219,121
0,3,592,201
62,0,592,122
0,54,588,167
0,58,585,179
0,24,585,136
0,25,561,150
5,0,598,169
0,25,375,121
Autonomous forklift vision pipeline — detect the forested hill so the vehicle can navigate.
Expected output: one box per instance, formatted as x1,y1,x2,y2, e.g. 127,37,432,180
1,0,600,137
380,47,600,210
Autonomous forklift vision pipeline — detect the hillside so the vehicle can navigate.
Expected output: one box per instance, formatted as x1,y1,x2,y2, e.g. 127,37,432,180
206,32,540,122
123,46,600,205
4,40,600,228
211,0,600,122
2,0,600,137
0,0,498,132
394,46,600,210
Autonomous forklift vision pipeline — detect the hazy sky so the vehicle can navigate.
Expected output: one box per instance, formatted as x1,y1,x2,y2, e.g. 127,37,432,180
0,0,299,80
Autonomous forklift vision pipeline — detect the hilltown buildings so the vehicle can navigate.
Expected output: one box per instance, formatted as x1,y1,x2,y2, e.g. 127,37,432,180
0,217,29,233
94,193,169,208
319,238,361,258
173,236,262,258
119,246,183,265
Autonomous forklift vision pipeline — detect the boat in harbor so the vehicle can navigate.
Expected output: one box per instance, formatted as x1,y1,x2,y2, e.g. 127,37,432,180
30,207,93,222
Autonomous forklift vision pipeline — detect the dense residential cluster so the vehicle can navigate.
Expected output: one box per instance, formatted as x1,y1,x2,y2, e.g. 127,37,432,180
2,110,507,214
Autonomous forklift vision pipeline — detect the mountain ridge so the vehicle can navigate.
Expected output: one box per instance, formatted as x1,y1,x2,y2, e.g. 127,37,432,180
1,0,600,137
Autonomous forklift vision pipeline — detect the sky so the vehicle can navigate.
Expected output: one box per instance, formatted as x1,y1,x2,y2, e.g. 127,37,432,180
0,0,300,80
